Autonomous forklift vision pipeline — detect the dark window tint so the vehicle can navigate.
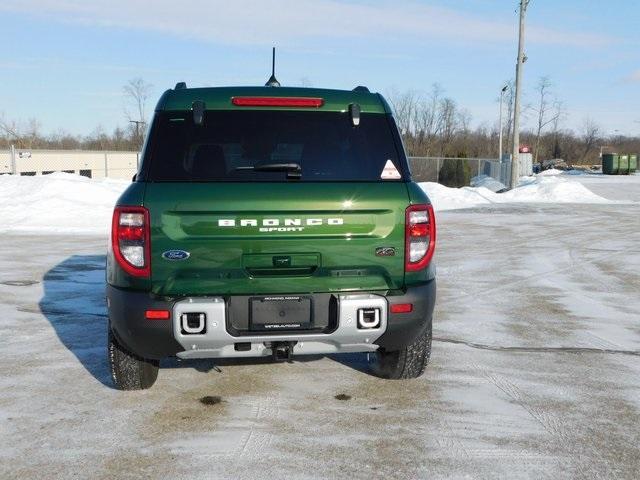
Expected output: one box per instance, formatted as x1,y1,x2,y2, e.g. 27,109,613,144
145,111,404,182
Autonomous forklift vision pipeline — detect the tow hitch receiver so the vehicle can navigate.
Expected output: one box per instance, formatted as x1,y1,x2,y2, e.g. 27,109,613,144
270,341,296,362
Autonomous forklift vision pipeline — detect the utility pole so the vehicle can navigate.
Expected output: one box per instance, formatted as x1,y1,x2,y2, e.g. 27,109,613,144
129,120,145,150
499,84,508,162
510,0,529,189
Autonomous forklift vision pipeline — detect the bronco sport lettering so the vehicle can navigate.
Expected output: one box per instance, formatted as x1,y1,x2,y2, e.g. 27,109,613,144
219,217,344,232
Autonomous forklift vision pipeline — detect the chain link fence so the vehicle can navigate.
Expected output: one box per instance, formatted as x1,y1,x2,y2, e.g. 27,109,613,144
0,146,513,187
0,146,139,180
408,156,511,187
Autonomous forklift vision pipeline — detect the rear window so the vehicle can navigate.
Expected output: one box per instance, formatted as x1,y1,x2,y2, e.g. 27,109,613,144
145,110,405,182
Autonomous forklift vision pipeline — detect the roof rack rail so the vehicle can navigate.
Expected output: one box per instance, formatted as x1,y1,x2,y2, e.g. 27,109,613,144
174,82,187,90
353,86,370,93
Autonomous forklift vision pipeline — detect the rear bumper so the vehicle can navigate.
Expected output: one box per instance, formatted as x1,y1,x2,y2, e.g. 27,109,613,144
107,286,183,360
106,280,435,360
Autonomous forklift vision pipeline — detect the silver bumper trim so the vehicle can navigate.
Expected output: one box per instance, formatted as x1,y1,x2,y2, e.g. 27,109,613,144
172,294,387,359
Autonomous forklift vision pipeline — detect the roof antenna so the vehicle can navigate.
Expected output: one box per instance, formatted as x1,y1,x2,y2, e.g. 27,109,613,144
265,47,281,87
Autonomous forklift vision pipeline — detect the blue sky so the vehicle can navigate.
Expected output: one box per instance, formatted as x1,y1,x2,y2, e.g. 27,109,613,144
1,0,638,136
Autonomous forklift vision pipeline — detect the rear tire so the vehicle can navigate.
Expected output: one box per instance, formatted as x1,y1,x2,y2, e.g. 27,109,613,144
370,322,432,379
108,326,159,390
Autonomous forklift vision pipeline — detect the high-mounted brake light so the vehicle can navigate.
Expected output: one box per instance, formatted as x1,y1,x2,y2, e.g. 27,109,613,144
405,204,436,272
231,96,324,108
111,206,150,278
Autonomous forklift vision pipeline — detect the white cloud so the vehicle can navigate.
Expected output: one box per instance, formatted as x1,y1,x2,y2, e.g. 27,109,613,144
0,0,614,49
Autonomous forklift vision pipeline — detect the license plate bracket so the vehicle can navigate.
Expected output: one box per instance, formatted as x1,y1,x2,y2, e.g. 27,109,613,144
249,296,312,331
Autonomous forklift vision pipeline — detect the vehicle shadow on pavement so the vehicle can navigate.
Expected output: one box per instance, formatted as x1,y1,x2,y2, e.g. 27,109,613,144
39,255,373,389
39,255,114,388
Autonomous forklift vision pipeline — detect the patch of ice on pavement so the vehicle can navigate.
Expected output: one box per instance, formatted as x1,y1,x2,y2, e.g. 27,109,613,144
0,172,129,235
421,174,614,211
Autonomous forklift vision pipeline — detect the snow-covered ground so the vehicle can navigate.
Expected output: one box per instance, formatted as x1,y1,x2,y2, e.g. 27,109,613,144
421,171,639,212
1,174,639,479
1,171,637,235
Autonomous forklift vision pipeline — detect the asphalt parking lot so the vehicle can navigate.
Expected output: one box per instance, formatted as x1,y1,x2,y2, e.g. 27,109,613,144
1,200,639,479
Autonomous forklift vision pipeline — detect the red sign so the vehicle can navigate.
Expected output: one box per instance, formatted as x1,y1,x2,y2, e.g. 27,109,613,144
519,145,531,153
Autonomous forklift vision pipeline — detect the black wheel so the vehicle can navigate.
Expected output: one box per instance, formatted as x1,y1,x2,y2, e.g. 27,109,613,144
108,326,159,390
370,322,432,379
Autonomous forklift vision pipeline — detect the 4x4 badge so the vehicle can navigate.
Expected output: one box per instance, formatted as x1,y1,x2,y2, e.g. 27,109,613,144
375,247,396,257
162,250,190,261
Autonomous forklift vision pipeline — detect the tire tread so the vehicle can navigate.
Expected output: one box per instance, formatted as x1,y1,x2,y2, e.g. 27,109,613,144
108,328,159,390
371,324,432,379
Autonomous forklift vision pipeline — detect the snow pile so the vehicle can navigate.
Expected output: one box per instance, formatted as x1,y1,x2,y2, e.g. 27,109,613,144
420,182,493,211
537,168,592,177
0,172,129,235
470,174,507,192
421,174,613,212
536,168,565,176
501,175,610,203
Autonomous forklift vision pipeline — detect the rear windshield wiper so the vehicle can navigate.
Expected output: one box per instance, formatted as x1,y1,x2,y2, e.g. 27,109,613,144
235,163,302,179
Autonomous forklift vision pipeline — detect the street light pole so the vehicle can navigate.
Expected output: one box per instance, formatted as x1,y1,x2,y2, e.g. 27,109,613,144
510,0,529,189
499,85,508,162
129,120,146,150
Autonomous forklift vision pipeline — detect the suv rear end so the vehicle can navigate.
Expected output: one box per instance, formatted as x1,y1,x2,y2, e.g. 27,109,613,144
106,85,436,390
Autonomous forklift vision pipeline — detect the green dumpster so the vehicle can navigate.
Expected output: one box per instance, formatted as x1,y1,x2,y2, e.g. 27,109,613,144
602,153,619,175
629,154,637,174
618,154,629,175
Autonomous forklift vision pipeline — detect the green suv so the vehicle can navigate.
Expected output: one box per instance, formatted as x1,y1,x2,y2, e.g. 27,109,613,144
106,83,436,390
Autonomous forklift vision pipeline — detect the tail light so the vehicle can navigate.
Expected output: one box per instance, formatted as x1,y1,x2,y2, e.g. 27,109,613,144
405,204,436,272
111,206,150,277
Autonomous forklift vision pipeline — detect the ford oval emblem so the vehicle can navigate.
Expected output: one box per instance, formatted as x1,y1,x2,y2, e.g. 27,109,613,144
162,250,190,261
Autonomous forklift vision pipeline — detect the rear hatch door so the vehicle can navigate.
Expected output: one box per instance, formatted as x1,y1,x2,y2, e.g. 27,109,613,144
146,182,409,295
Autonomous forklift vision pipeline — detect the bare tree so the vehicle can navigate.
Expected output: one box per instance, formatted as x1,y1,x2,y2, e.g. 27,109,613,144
579,118,601,163
532,77,563,165
0,114,21,148
414,84,443,155
387,88,420,136
438,97,459,155
123,78,153,149
123,78,153,123
549,100,566,159
387,85,465,157
24,118,41,149
0,114,41,149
